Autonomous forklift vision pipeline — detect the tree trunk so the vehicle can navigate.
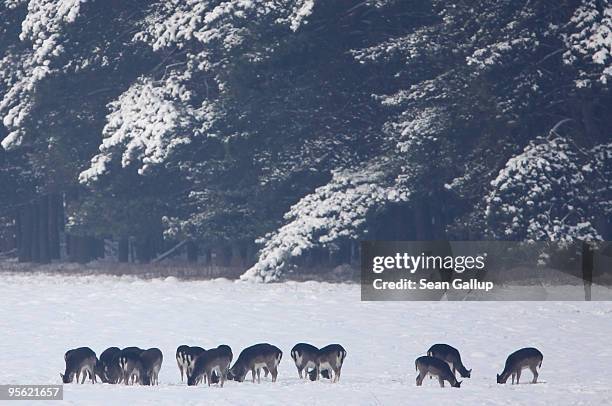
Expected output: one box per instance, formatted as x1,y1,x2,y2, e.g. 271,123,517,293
230,244,242,267
31,202,40,262
48,194,61,260
413,201,432,240
118,236,129,263
13,209,21,253
17,204,32,262
68,235,90,263
582,241,593,301
38,197,50,264
135,235,153,263
186,241,198,263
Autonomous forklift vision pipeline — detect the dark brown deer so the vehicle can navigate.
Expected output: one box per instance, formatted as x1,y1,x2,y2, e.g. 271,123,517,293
415,356,461,388
316,344,346,383
291,343,319,379
95,347,121,383
427,344,471,378
61,347,97,384
140,348,163,385
497,347,543,384
228,343,282,383
187,345,233,387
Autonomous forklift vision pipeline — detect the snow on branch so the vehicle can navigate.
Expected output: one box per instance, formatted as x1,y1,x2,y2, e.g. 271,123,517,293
20,0,86,64
134,0,316,53
485,136,604,241
79,75,219,182
0,50,41,149
562,0,612,87
0,0,85,149
241,166,410,282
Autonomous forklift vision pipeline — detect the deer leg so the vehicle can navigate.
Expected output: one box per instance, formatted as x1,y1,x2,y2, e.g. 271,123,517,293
251,368,256,383
438,376,445,388
179,366,184,382
516,369,521,384
416,373,423,386
81,368,86,384
530,365,538,383
270,366,278,383
336,366,342,382
511,372,515,385
257,368,261,382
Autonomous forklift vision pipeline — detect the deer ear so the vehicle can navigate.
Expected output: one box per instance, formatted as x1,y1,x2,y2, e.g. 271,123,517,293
469,369,472,373
60,373,64,379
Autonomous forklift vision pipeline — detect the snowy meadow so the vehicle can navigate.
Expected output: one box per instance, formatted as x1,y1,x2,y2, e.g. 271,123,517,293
1,273,611,405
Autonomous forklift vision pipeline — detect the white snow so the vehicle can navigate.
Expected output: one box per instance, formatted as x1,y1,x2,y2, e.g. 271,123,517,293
1,273,612,405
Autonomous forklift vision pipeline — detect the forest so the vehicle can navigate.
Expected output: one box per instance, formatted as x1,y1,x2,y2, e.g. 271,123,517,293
0,0,610,282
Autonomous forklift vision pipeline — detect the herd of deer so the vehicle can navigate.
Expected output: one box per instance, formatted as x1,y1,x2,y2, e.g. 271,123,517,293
416,344,543,388
60,342,543,389
60,342,347,387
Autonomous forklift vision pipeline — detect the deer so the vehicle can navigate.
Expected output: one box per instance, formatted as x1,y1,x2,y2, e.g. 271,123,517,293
427,343,471,378
187,345,233,387
497,347,543,384
176,345,217,384
95,347,121,383
228,343,282,383
176,345,190,382
117,347,145,385
291,343,319,379
61,347,97,384
315,344,346,383
140,348,163,385
415,356,462,388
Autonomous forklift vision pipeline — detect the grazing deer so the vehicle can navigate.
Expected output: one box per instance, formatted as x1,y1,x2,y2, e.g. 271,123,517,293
61,347,97,384
118,347,145,385
415,356,461,388
176,345,190,382
291,343,319,379
184,346,206,379
228,343,282,383
497,347,543,384
187,345,233,387
427,344,471,378
140,348,163,385
316,344,346,383
95,347,121,383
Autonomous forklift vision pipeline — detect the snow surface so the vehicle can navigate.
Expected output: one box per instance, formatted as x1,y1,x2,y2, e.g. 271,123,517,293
1,273,612,405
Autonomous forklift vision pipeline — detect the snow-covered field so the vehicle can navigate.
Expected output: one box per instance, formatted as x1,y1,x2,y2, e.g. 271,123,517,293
1,273,611,405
